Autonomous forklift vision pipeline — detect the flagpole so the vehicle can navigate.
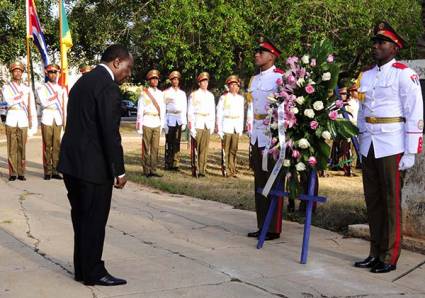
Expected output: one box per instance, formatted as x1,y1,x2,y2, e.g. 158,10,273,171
59,0,63,85
25,4,33,129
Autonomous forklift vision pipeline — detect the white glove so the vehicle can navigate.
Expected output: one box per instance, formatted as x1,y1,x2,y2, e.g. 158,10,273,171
190,129,196,138
137,129,143,136
164,126,169,135
398,154,415,171
181,124,186,131
218,131,224,139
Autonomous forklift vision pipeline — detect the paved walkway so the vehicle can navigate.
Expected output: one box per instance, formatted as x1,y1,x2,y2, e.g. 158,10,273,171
0,137,424,298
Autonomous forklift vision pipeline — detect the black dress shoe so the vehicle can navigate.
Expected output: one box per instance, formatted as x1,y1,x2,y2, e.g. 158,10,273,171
354,256,379,268
44,175,51,180
371,262,396,273
265,232,280,241
8,176,17,181
84,274,127,286
51,174,63,180
17,176,26,181
247,230,260,238
150,172,163,177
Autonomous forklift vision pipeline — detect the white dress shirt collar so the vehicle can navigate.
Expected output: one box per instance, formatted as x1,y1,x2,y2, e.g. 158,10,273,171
99,64,115,81
260,65,276,75
376,58,396,72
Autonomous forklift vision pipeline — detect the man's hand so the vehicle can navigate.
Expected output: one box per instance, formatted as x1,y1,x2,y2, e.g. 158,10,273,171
399,154,415,171
114,175,127,189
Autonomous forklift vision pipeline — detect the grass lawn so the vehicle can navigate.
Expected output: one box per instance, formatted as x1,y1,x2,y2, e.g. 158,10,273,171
122,128,367,234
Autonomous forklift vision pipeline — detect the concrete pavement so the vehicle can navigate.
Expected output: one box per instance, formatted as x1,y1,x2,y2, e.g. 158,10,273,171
0,137,425,298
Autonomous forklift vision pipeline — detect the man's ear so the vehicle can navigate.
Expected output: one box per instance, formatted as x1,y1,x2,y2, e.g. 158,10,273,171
112,58,121,69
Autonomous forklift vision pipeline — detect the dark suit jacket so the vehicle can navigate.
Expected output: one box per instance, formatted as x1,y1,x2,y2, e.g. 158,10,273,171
58,65,125,184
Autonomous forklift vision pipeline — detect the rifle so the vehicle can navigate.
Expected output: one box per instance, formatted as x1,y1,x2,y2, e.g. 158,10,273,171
221,138,227,177
190,136,198,178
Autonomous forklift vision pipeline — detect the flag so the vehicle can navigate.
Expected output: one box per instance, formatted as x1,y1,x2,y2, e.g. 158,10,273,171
26,0,49,66
59,0,73,87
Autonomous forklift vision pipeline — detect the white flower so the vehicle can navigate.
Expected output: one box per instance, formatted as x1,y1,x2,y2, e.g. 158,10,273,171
270,122,278,129
301,55,310,64
296,78,305,87
322,72,331,81
298,138,310,149
295,162,306,171
322,130,331,140
291,107,299,114
313,101,324,111
295,96,305,105
283,159,291,167
308,79,316,85
267,108,273,114
304,109,315,118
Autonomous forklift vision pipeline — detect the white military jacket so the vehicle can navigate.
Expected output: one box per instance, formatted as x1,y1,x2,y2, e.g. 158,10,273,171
358,59,423,158
216,92,245,136
163,87,187,127
187,89,215,134
1,81,37,130
36,81,68,126
136,87,166,130
247,65,283,147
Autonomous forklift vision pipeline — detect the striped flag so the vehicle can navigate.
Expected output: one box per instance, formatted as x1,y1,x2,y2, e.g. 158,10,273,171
59,0,73,88
26,0,49,66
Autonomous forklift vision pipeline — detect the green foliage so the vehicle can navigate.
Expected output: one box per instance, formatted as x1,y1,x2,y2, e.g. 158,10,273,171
0,0,423,88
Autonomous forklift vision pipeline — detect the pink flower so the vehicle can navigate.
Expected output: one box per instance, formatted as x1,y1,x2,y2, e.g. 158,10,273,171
328,110,338,120
310,120,319,130
305,84,315,94
308,156,317,167
335,100,344,109
263,118,270,125
269,146,280,160
310,59,317,67
292,150,301,159
327,55,334,63
276,78,283,85
287,75,296,85
286,139,294,149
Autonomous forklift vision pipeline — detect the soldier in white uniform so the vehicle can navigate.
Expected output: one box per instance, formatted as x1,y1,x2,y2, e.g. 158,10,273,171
36,64,68,180
246,37,284,241
216,75,244,177
163,71,187,170
354,22,423,273
187,72,215,177
1,62,37,181
136,69,165,177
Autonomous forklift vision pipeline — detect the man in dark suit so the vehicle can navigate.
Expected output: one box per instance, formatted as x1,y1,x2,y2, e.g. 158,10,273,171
58,44,133,286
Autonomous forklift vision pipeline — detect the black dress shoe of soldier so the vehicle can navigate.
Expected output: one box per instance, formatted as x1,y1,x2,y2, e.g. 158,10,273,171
150,172,163,177
371,262,396,273
354,256,379,268
247,230,260,238
9,176,17,181
52,174,63,180
84,274,127,286
18,176,26,181
265,232,280,241
44,175,51,180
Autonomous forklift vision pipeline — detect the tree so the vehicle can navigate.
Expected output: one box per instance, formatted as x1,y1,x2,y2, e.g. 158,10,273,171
1,0,423,87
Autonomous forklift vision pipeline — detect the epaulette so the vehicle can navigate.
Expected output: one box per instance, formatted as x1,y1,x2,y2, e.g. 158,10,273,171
392,62,408,70
274,68,284,74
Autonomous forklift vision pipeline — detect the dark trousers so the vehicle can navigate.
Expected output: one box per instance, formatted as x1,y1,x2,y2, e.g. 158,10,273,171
165,124,182,169
362,144,403,265
252,142,283,234
64,175,113,282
